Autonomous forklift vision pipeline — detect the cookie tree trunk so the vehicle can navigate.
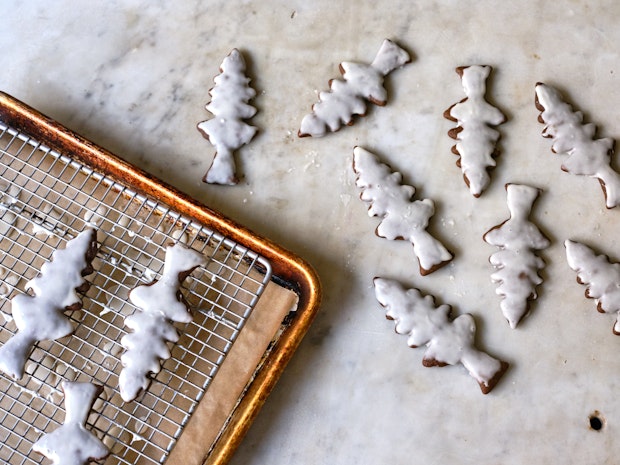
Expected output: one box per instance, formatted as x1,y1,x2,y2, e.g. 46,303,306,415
33,381,109,464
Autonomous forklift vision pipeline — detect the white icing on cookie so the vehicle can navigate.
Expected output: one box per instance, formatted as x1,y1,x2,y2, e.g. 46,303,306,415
565,240,620,334
197,48,258,185
352,147,453,275
33,381,109,465
535,82,620,209
483,184,550,329
298,39,410,137
0,229,97,379
373,277,508,394
445,65,506,197
119,243,206,402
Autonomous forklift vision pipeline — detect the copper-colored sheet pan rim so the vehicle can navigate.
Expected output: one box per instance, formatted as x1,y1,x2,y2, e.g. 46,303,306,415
0,91,321,465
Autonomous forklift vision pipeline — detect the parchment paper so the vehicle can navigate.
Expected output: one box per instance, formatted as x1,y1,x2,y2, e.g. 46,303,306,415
167,280,299,465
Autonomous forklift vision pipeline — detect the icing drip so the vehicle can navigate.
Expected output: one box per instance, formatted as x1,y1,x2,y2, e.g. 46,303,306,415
0,229,97,379
484,184,550,329
119,243,206,402
373,278,508,394
0,180,20,207
32,204,65,237
298,39,410,137
445,65,506,197
197,48,258,185
565,240,620,334
535,82,620,208
32,381,109,465
353,147,453,275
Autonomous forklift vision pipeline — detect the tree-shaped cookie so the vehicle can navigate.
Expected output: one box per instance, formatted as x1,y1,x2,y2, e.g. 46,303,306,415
197,48,258,185
119,243,206,402
298,39,410,137
0,229,98,379
373,278,508,394
483,184,550,329
353,146,453,275
444,65,506,197
32,381,108,465
565,239,620,335
535,82,620,209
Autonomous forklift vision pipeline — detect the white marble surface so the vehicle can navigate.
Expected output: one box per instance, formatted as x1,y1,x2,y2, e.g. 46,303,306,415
3,1,620,463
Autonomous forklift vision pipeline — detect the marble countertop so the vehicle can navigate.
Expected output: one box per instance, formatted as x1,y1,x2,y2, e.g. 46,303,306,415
3,1,620,463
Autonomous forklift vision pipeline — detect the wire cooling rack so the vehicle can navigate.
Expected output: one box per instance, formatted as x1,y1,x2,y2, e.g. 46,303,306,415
0,122,272,465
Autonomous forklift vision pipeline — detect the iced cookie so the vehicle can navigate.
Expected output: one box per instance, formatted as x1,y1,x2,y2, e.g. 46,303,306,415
32,381,109,465
565,239,620,335
197,49,258,185
298,39,410,137
373,277,508,394
0,229,98,379
444,65,506,197
353,146,453,275
483,184,550,329
535,82,620,209
119,243,206,402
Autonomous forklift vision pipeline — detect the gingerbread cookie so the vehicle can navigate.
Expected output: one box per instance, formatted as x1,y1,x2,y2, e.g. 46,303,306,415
483,184,550,329
444,65,506,197
298,39,410,137
565,239,620,335
197,48,258,185
119,243,206,402
32,381,109,465
535,82,620,209
0,229,98,379
373,277,508,394
353,146,453,275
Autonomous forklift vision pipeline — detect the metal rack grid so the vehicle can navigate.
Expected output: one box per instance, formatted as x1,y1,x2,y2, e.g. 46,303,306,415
0,122,272,465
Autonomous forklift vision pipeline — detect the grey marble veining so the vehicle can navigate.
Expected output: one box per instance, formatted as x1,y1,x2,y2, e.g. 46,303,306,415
2,1,620,463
